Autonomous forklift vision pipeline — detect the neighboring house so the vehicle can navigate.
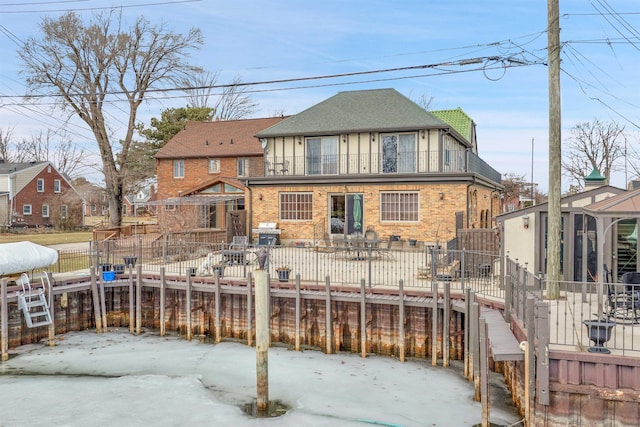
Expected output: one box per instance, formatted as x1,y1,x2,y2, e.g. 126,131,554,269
496,169,627,282
155,117,285,232
247,88,502,245
74,180,108,218
123,184,158,217
0,161,83,228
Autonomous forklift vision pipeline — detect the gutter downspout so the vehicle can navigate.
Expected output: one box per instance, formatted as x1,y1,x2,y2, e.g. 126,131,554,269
465,176,476,229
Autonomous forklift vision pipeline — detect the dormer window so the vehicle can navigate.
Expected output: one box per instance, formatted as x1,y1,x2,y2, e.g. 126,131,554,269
209,158,220,173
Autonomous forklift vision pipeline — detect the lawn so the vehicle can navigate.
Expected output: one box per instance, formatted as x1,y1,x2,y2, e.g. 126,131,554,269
0,231,93,246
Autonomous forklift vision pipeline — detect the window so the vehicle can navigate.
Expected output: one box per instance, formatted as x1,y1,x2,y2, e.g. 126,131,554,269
173,159,184,178
23,204,32,215
381,133,416,173
380,192,419,222
237,158,250,177
208,158,220,173
91,204,97,213
42,205,49,218
306,136,338,175
60,205,68,218
54,179,61,193
37,179,44,192
280,193,313,220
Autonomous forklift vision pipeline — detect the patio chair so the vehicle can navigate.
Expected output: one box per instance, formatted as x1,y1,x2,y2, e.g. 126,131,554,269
604,267,640,322
223,235,248,265
315,233,336,253
366,231,393,259
437,259,460,282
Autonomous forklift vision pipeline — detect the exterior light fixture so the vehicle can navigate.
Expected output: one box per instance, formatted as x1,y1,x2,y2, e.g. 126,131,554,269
522,214,530,229
439,192,444,200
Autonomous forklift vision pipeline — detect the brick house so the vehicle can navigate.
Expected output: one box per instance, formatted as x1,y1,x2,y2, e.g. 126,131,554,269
75,180,108,218
0,161,83,228
246,88,503,245
154,117,284,233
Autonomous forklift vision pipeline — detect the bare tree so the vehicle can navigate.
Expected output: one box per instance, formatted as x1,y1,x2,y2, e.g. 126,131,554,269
562,119,626,189
0,127,16,162
415,93,435,110
181,72,258,120
182,70,217,109
18,130,88,178
19,11,203,226
214,75,259,120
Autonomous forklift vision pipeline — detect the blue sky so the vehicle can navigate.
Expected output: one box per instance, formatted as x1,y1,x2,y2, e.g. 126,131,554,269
1,0,639,191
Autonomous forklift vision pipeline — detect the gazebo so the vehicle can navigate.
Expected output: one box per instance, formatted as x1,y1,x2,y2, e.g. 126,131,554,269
582,188,640,315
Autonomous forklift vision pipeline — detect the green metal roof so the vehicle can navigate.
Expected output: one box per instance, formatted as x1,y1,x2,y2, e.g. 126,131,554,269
585,167,606,182
431,108,473,142
256,88,449,137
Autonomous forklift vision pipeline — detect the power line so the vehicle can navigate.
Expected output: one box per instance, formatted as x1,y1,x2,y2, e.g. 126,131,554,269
0,55,540,102
0,0,200,14
0,1,88,6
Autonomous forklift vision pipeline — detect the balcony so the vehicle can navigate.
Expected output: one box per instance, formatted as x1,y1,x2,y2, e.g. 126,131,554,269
254,149,501,183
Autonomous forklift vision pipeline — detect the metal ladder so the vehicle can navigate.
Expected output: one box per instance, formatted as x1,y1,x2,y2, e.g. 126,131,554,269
17,273,52,328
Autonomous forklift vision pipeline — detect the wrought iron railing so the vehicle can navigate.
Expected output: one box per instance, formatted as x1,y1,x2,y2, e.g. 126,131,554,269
256,149,501,183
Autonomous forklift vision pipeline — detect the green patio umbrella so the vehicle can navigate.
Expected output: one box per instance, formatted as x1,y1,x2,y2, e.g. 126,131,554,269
353,194,362,231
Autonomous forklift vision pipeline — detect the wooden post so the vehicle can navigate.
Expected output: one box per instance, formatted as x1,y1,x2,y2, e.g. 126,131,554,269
537,301,550,406
360,278,367,358
215,271,221,343
431,279,438,366
129,265,135,334
255,269,269,412
294,274,300,351
90,267,102,333
46,272,55,347
443,280,450,367
99,269,107,331
464,288,472,378
186,274,192,341
1,278,8,362
325,276,332,354
156,268,164,336
398,279,405,362
247,272,253,347
504,256,512,323
471,302,480,392
479,317,490,427
136,264,142,335
526,297,535,424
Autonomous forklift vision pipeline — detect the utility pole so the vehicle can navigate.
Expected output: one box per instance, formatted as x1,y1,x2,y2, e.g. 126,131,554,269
547,0,562,299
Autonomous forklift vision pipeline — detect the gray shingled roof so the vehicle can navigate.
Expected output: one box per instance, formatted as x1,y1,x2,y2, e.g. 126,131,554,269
0,161,46,174
256,88,449,137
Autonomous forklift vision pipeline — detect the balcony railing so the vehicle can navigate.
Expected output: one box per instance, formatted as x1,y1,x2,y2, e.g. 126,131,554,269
255,149,501,183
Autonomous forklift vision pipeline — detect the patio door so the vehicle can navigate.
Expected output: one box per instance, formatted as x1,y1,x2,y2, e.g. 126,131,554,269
329,193,364,236
574,214,597,282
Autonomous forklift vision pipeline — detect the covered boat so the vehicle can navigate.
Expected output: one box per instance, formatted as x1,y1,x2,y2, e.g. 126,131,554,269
0,241,58,276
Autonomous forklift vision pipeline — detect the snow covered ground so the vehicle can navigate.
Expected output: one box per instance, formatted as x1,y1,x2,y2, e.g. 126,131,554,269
0,331,521,426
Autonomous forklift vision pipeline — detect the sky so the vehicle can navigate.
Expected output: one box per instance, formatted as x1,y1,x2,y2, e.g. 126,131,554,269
0,330,522,426
0,0,639,192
